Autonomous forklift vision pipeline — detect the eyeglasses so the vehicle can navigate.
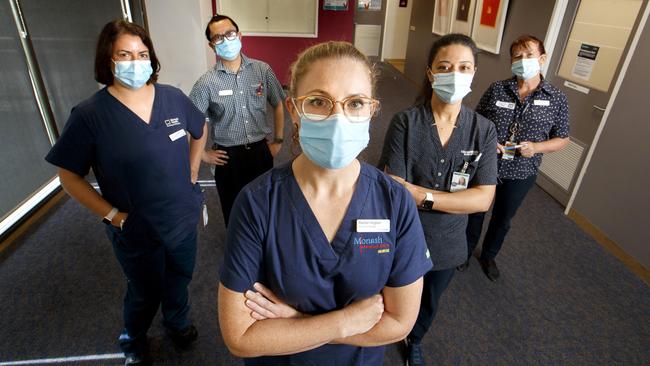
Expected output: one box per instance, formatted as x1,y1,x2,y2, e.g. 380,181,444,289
292,95,380,122
210,30,238,45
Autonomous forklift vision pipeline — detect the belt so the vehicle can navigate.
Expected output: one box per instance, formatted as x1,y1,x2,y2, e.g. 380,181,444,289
213,139,266,151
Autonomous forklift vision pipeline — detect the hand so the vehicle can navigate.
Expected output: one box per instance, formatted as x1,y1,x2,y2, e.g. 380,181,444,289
244,282,303,320
202,149,229,166
190,169,199,184
497,143,506,155
339,294,384,338
267,142,282,158
111,212,128,229
519,141,536,158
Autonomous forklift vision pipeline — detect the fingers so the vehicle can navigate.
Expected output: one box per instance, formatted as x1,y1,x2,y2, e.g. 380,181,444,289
253,282,281,304
245,291,278,319
497,144,506,154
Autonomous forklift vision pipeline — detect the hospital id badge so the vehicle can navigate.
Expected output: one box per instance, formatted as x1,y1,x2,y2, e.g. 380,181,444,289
450,172,469,192
502,141,517,160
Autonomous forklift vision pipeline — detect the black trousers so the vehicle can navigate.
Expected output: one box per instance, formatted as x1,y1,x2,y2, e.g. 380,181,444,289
213,139,273,226
466,175,537,260
408,268,456,343
106,226,197,355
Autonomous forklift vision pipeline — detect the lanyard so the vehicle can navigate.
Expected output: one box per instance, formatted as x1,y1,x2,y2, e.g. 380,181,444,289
508,103,529,141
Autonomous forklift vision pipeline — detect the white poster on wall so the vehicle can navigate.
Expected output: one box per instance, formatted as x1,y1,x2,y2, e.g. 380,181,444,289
571,43,599,81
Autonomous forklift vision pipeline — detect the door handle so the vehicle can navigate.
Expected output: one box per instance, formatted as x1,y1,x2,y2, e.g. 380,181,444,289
593,105,606,112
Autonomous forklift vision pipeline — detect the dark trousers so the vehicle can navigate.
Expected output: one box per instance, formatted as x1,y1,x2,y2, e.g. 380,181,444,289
213,139,273,226
466,175,537,260
106,226,197,354
408,268,456,343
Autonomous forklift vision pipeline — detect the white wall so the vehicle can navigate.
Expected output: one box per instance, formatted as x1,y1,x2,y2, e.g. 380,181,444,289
145,0,215,94
381,0,412,60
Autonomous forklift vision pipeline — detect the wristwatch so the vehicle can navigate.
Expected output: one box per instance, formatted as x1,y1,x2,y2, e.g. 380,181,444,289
102,207,118,225
273,137,284,144
421,192,434,211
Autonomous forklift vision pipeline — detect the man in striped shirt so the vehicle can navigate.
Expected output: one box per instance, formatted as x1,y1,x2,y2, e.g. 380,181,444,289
190,14,285,226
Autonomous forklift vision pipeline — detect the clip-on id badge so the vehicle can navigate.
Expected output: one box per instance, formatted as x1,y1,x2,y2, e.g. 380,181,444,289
450,162,470,192
502,141,517,160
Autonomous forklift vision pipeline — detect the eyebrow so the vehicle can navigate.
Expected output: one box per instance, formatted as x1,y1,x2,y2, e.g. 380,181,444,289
436,60,474,64
302,89,370,98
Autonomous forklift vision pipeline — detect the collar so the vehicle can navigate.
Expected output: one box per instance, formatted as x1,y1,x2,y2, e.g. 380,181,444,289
506,75,552,97
215,53,252,74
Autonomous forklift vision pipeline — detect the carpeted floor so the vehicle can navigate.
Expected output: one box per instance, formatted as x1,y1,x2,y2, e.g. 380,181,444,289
0,63,648,365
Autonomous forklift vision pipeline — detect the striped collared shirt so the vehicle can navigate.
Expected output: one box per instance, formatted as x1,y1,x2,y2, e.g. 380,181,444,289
189,54,285,147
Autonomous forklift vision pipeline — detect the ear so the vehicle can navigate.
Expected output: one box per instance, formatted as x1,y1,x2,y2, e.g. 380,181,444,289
539,53,548,66
426,68,434,83
285,97,300,124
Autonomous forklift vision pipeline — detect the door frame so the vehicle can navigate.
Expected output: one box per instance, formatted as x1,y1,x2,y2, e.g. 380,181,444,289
564,1,650,214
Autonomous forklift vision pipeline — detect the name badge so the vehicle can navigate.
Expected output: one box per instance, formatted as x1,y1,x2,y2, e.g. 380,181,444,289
356,219,390,233
169,129,187,141
534,99,550,106
450,172,470,192
218,89,233,96
496,101,515,109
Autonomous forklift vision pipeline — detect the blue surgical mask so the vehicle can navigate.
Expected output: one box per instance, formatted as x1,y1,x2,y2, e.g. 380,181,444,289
215,37,242,61
299,114,370,169
112,60,153,89
431,72,473,104
511,58,540,80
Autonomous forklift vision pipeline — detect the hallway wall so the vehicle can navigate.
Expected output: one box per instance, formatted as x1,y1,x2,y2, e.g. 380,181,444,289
404,0,555,107
571,5,650,269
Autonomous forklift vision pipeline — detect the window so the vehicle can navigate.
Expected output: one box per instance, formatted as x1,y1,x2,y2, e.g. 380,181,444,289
217,0,318,38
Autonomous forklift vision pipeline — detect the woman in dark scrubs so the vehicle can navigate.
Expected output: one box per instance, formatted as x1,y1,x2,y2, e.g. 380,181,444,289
45,20,207,365
217,41,433,366
379,34,498,366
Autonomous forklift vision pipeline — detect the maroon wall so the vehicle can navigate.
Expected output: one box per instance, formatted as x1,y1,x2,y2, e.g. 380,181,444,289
214,0,355,85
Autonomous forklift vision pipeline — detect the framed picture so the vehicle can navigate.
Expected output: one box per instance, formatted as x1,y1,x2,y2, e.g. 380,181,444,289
432,0,453,35
357,0,381,11
450,0,476,36
324,0,348,11
470,0,510,54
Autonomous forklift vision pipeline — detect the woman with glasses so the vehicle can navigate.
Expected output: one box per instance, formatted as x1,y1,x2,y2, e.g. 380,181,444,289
45,20,207,365
465,35,569,281
217,41,432,365
379,34,497,365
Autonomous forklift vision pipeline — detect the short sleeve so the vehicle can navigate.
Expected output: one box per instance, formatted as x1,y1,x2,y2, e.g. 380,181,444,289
378,112,408,178
189,77,210,114
45,107,95,177
471,121,498,186
386,184,433,287
179,91,206,139
549,93,570,139
264,65,285,107
219,188,267,293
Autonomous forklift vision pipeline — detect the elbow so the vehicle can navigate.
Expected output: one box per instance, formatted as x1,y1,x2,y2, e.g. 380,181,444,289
223,336,261,358
477,200,492,213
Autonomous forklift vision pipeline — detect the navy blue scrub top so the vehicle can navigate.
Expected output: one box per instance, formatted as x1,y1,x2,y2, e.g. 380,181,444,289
220,162,433,366
45,84,206,242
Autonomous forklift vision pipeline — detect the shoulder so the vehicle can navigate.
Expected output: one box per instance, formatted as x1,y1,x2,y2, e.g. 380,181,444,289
486,78,512,94
70,89,111,117
360,163,409,200
155,83,186,98
541,81,568,101
238,161,293,201
193,67,220,87
246,56,272,70
393,104,428,126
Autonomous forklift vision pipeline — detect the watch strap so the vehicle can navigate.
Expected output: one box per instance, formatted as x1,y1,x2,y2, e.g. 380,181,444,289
102,207,118,225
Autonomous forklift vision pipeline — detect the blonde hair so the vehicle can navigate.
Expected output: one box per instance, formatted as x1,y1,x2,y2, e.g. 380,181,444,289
288,41,378,97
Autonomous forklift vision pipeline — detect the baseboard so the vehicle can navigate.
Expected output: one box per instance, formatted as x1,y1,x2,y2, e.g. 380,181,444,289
568,209,650,285
0,189,66,263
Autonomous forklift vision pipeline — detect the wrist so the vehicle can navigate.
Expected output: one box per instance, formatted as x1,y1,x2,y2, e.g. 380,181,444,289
273,136,284,144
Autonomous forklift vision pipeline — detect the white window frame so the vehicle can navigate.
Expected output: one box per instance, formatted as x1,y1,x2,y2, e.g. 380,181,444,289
217,0,319,38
